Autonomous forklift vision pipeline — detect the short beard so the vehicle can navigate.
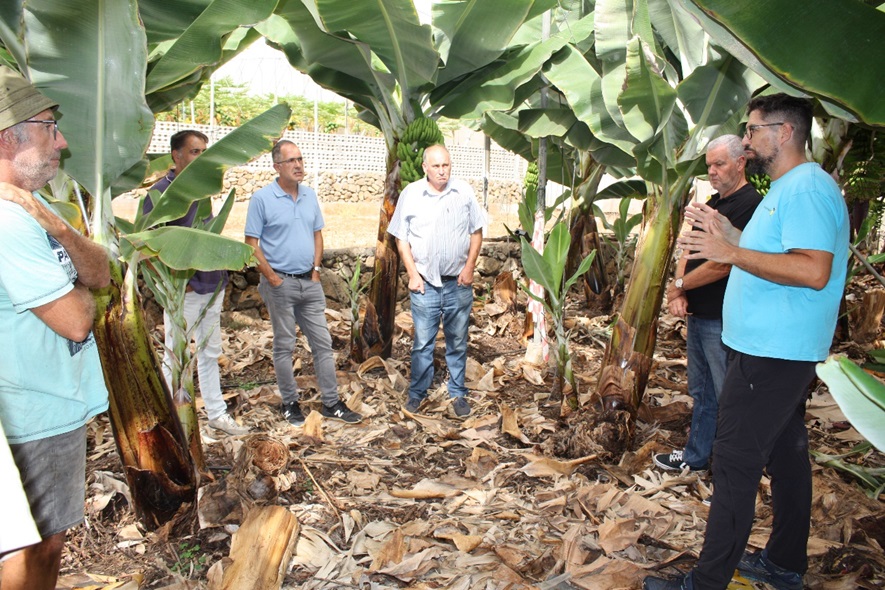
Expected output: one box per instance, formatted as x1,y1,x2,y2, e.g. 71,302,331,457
746,152,775,177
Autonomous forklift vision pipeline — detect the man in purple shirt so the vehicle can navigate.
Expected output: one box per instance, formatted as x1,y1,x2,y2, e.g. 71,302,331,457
143,130,247,436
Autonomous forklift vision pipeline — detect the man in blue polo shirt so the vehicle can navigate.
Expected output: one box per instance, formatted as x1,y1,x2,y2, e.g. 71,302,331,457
245,140,361,426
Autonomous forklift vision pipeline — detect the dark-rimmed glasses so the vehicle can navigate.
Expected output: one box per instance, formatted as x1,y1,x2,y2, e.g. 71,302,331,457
22,118,59,139
744,122,784,140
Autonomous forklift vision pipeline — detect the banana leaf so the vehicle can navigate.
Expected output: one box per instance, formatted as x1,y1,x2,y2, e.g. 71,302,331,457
817,356,885,452
681,0,885,127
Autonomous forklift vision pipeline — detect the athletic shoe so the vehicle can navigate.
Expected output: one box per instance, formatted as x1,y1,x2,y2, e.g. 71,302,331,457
321,400,363,424
404,397,423,413
452,397,471,418
737,550,803,590
281,401,305,426
208,413,250,436
643,572,693,590
653,450,708,472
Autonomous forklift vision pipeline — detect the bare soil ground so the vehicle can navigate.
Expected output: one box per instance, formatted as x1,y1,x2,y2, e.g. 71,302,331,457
41,280,885,590
111,198,521,249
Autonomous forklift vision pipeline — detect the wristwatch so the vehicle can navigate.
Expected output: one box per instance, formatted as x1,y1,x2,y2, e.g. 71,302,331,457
674,277,684,289
313,265,321,272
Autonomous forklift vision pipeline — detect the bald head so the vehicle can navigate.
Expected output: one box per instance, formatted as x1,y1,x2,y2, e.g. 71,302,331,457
422,144,451,193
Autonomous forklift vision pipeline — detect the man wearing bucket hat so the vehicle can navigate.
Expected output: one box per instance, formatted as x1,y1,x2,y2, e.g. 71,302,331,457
0,66,110,590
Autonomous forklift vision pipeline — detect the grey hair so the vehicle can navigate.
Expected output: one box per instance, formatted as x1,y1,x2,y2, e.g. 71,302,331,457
707,134,744,160
7,121,30,143
271,139,297,162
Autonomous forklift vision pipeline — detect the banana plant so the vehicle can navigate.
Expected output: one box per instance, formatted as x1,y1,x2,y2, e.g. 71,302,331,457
521,222,596,411
535,0,764,449
592,196,643,294
259,0,577,360
0,0,287,528
342,261,377,364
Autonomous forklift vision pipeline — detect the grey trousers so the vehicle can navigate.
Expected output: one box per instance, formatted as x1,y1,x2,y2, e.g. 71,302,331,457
258,275,339,406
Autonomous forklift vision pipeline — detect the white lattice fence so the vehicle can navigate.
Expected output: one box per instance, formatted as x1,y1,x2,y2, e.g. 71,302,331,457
149,121,526,182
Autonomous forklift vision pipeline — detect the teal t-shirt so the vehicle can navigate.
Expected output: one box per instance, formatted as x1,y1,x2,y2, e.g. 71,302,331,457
0,196,108,444
722,163,849,361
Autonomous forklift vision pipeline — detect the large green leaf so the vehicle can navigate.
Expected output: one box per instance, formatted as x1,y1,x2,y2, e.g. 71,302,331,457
677,50,761,158
259,12,386,108
125,226,254,271
594,0,632,127
681,0,885,126
520,236,557,301
140,103,292,229
618,36,677,145
433,0,553,85
145,0,277,94
817,357,885,452
648,0,706,76
0,1,24,68
259,3,400,136
146,27,261,114
517,108,580,139
545,45,634,161
314,0,438,93
15,0,153,207
541,222,571,296
138,0,213,46
434,37,567,120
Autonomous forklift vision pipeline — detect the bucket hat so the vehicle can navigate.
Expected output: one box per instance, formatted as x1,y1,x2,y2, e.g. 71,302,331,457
0,66,58,131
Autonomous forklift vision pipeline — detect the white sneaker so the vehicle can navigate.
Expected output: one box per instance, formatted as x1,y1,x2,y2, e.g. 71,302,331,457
208,413,250,436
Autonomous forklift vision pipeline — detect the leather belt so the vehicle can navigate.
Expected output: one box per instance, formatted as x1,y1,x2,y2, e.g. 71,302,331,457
275,269,313,279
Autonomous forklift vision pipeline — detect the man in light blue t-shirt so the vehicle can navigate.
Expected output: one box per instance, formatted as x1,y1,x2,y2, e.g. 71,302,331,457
644,96,849,590
0,67,110,590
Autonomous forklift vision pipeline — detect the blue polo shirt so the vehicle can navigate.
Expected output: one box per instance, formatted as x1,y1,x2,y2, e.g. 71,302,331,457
244,179,324,274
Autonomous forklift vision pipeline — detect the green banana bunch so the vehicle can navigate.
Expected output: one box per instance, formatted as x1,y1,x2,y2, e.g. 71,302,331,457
747,173,771,196
398,117,445,187
524,162,539,203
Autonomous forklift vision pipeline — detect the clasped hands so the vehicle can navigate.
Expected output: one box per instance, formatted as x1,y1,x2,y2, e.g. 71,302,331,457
677,202,741,264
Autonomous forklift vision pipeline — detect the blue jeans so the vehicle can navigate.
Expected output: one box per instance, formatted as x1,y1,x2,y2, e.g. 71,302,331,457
408,280,473,402
682,316,727,468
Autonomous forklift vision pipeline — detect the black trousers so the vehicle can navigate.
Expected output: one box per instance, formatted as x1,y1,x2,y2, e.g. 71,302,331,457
693,350,816,590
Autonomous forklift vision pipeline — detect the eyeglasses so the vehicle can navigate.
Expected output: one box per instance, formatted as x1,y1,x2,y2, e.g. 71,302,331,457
744,122,784,140
274,156,303,165
22,118,59,139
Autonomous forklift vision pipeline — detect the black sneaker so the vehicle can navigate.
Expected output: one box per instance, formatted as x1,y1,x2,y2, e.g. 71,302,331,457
281,401,305,426
643,572,693,590
452,397,471,418
321,400,363,424
653,450,707,472
404,397,423,413
737,550,803,590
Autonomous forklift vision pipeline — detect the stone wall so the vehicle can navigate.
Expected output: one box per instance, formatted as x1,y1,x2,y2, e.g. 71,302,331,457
141,240,523,327
219,168,522,204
